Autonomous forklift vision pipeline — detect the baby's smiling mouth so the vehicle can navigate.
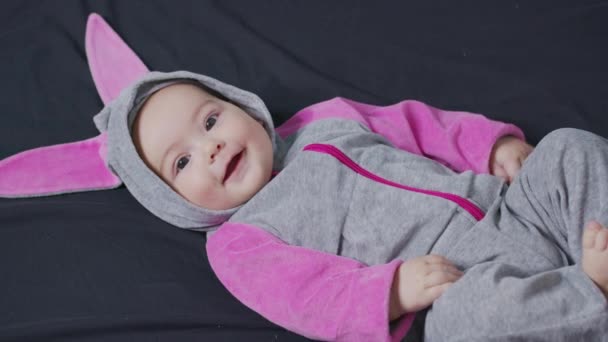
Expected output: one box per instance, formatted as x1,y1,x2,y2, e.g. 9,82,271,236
223,151,243,183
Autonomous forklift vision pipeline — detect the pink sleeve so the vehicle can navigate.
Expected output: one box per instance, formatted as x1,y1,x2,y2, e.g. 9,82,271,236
276,97,525,173
206,222,415,342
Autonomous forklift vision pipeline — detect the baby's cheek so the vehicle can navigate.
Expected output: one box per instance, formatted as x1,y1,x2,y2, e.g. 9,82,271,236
194,183,234,210
173,176,206,207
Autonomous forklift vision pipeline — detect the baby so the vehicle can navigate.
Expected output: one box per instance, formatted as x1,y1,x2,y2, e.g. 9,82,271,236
95,70,608,341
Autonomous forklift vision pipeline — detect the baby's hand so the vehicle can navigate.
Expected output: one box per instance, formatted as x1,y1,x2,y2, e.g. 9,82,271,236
389,255,463,320
489,136,534,184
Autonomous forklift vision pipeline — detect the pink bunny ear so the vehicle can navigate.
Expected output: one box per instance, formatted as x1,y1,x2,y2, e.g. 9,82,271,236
0,13,151,198
0,134,121,197
86,13,149,105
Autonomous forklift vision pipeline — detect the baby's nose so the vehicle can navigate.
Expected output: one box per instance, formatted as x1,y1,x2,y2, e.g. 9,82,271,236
209,142,224,161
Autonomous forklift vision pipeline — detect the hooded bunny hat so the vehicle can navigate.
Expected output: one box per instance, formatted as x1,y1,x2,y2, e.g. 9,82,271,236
0,14,278,231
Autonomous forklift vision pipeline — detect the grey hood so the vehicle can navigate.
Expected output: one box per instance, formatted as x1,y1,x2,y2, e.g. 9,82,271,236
93,70,280,231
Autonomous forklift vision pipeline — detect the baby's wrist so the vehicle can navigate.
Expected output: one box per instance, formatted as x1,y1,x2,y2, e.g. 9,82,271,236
389,268,405,321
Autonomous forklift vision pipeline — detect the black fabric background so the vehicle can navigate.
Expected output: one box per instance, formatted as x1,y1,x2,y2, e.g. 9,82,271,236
1,1,607,341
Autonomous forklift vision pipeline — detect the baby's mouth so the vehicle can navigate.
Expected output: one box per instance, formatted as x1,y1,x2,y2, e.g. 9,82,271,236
223,151,243,183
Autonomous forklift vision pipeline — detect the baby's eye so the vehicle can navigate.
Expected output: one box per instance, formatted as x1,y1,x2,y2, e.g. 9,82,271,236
205,114,218,131
176,156,190,172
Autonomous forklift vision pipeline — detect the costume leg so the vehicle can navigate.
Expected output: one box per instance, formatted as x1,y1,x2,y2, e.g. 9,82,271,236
501,128,608,264
424,128,608,341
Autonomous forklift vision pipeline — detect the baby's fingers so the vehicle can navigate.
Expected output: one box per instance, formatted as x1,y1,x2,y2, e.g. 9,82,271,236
424,268,463,288
426,262,464,277
423,254,459,267
423,282,454,304
493,164,510,183
503,159,522,183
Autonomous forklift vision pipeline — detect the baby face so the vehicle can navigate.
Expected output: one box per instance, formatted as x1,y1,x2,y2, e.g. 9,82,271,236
132,83,274,210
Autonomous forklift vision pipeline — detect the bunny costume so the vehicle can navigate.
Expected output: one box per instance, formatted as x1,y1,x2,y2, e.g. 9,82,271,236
2,13,608,342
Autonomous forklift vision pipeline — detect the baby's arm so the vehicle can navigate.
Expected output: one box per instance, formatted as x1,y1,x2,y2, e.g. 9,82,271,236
277,97,525,174
207,222,416,341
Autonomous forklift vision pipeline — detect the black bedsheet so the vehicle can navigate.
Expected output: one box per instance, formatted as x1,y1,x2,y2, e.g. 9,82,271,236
1,1,607,341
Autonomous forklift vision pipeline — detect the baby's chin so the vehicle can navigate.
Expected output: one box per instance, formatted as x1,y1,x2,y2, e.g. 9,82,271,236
183,174,270,210
187,192,252,211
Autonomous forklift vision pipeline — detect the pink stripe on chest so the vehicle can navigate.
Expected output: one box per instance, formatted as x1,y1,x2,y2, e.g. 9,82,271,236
303,143,485,221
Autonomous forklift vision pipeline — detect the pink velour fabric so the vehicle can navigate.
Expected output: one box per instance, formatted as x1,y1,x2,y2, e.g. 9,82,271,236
276,97,525,174
85,13,150,105
0,13,150,198
207,223,415,342
0,133,120,197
